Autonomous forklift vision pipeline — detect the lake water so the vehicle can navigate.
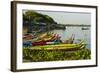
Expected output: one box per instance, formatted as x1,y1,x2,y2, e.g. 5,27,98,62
51,26,91,49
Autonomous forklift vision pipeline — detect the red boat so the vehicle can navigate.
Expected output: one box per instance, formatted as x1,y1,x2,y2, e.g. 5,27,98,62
32,41,46,46
32,34,61,46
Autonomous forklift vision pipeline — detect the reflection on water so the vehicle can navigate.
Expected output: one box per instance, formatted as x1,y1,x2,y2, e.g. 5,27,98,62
51,26,91,49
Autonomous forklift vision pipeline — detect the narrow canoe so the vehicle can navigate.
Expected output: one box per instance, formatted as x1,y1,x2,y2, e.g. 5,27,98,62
30,41,86,51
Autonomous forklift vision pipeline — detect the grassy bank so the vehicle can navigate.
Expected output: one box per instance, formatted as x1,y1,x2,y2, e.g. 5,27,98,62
23,47,91,62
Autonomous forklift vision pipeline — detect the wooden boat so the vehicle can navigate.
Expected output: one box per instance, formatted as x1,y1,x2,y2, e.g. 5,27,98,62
30,41,86,51
38,33,58,41
23,34,61,46
29,33,75,46
32,33,61,44
23,41,32,46
81,27,89,30
32,39,62,46
23,34,34,40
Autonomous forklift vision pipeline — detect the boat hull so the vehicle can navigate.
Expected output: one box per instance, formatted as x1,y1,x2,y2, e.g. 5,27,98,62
29,41,85,51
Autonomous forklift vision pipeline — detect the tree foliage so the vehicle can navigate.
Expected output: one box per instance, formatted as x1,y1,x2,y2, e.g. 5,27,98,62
23,10,57,26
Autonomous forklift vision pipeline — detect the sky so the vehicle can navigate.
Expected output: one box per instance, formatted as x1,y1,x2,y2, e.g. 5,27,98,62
23,10,91,25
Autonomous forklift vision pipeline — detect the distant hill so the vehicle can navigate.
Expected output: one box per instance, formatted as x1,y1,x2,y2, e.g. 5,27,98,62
23,10,65,33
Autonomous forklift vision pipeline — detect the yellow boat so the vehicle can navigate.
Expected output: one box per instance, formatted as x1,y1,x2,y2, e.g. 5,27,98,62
30,41,86,51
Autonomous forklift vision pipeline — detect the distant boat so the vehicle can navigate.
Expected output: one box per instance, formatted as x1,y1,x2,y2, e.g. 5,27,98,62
81,27,89,30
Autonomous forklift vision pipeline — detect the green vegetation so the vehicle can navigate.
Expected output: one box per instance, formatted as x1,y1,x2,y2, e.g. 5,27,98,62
23,10,57,25
23,47,91,62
